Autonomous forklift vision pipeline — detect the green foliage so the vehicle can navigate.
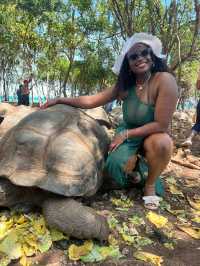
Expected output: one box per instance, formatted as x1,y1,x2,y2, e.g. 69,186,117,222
0,0,199,99
17,0,64,16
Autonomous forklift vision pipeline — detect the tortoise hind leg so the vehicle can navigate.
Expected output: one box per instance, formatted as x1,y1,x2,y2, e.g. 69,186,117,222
42,198,110,241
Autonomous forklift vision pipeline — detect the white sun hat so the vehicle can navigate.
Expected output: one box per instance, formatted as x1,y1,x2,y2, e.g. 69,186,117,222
112,32,166,75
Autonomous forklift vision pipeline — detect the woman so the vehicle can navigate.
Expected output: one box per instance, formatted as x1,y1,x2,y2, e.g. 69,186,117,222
41,33,178,209
182,69,200,146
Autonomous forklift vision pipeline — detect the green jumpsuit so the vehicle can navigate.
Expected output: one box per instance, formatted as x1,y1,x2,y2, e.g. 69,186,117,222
104,86,164,196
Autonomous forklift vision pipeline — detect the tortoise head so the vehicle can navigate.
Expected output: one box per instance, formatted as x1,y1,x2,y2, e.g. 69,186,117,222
0,178,22,207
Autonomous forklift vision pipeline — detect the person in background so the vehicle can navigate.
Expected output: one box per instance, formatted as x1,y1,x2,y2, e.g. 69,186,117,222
21,75,33,106
41,33,178,210
17,84,23,105
182,69,200,146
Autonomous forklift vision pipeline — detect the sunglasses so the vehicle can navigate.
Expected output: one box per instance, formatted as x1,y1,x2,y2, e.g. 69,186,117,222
127,48,152,61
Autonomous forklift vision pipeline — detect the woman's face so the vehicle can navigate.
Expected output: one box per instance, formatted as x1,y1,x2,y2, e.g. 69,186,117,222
127,43,153,74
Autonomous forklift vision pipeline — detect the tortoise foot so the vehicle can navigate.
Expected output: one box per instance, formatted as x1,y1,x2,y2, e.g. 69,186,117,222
42,198,110,241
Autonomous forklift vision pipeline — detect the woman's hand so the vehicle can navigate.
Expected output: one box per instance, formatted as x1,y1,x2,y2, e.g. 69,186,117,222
109,131,127,152
40,99,58,109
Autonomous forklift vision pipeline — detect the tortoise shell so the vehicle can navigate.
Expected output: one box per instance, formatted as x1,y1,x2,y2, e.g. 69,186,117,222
0,105,110,197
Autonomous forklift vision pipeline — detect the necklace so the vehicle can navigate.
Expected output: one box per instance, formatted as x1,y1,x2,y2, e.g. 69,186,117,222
136,73,151,91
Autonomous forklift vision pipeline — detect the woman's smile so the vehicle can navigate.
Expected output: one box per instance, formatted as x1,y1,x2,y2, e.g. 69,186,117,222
131,59,151,73
135,60,148,68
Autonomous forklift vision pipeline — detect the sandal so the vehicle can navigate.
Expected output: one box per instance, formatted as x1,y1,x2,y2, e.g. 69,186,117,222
142,196,161,210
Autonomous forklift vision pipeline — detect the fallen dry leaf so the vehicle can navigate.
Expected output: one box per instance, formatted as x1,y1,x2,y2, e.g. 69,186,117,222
168,184,184,197
134,251,163,266
68,240,93,261
177,226,200,239
184,179,199,188
146,211,169,229
187,196,200,210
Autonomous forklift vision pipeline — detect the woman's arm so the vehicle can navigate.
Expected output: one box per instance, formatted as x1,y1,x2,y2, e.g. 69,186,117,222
127,72,178,138
41,87,117,109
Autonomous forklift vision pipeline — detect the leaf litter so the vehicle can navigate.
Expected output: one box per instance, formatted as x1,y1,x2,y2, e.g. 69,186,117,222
0,168,200,265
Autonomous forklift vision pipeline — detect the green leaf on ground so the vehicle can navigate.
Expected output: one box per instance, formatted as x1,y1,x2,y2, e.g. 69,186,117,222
107,216,119,229
50,228,68,242
37,231,52,253
81,245,123,263
166,176,177,185
0,255,11,266
111,197,134,209
168,184,184,197
0,230,22,259
128,215,145,226
68,240,93,261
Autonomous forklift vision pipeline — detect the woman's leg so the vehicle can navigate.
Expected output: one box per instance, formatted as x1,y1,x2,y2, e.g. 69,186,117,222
143,133,173,196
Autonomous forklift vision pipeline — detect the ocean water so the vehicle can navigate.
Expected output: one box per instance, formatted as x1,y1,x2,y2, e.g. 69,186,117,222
0,96,47,103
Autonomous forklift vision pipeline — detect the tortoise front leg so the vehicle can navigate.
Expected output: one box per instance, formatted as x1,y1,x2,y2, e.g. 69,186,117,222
42,198,110,241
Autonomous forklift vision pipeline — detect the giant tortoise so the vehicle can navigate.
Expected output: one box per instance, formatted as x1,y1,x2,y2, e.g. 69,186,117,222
0,104,110,240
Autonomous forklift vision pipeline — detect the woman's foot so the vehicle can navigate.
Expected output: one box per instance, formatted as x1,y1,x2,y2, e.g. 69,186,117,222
143,184,160,210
